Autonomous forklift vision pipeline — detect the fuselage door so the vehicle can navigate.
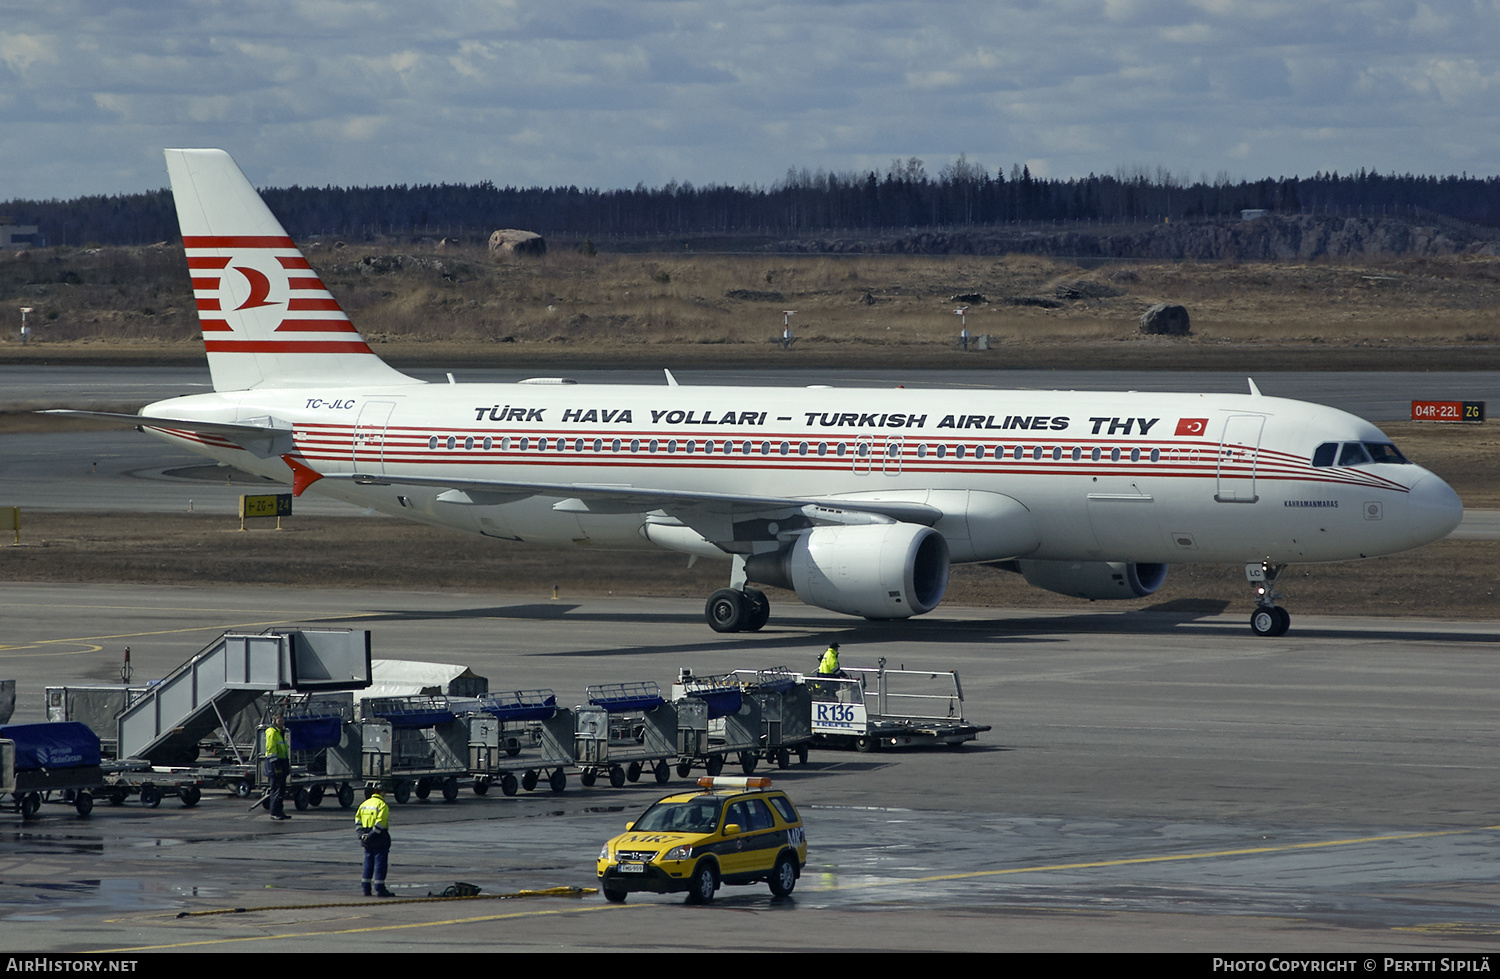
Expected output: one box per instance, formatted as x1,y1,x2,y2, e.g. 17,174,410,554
1215,414,1265,503
352,401,396,475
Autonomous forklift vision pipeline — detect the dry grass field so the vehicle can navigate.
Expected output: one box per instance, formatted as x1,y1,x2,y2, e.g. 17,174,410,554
3,245,1498,369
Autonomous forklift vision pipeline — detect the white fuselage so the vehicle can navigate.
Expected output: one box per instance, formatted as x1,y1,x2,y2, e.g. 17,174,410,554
143,380,1463,567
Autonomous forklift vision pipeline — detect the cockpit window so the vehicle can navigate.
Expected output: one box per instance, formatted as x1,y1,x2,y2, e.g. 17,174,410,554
1316,441,1411,468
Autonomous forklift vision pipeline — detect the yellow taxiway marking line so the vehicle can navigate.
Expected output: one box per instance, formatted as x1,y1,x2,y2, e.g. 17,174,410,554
93,903,644,952
0,613,383,655
812,825,1500,890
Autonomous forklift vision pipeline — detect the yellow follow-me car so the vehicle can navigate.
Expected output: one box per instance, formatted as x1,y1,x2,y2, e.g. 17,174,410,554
597,776,807,904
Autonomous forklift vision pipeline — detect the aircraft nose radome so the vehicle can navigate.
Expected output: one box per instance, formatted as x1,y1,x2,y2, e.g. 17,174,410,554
1408,472,1464,543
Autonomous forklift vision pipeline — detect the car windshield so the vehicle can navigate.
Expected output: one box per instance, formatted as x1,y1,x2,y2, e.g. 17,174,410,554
632,799,722,834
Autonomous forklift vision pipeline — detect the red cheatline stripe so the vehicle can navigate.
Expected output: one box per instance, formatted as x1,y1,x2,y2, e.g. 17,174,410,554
204,340,373,353
288,298,342,311
191,277,221,290
182,235,295,248
196,299,221,311
274,318,358,333
277,256,313,269
287,276,327,290
199,319,233,332
186,256,231,269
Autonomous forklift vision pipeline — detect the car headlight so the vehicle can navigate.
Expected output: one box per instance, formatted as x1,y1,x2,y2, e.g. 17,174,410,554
599,844,610,861
663,845,693,861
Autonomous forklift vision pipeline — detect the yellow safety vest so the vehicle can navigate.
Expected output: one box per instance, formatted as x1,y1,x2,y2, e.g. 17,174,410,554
265,725,289,761
356,795,389,830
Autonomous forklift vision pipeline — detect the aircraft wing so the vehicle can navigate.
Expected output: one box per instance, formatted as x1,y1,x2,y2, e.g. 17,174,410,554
328,471,943,529
38,410,296,458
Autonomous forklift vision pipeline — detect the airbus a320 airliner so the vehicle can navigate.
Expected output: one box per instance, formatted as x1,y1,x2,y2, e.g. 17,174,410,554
58,149,1464,636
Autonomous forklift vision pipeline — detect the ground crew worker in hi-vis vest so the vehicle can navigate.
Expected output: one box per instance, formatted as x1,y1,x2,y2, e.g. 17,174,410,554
355,785,394,897
818,642,841,676
264,715,290,820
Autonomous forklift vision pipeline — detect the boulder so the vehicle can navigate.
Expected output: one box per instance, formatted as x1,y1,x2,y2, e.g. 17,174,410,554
1139,302,1191,335
488,229,546,256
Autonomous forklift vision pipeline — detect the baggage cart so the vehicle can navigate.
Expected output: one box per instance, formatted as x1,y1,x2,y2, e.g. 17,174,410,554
469,690,573,796
358,696,473,803
576,681,677,788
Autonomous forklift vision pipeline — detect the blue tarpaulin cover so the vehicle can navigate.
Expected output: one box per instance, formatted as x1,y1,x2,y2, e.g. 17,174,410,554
287,717,342,751
0,722,102,769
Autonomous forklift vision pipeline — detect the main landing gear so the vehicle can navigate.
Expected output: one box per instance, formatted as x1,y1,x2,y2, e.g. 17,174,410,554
705,586,770,633
1247,561,1291,637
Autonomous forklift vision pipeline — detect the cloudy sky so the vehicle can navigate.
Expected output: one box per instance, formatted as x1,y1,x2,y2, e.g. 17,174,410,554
2,1,1497,201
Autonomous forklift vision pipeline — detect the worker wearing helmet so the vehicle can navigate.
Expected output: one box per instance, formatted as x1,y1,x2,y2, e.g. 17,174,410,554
818,642,842,677
264,714,290,821
355,784,394,897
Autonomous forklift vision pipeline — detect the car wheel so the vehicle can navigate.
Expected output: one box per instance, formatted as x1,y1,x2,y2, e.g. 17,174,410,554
769,853,797,897
603,887,627,904
685,861,717,904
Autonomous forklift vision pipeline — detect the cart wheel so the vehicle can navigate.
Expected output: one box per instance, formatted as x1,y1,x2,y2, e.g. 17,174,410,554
20,792,42,819
337,783,355,809
442,778,459,803
473,779,490,796
797,745,809,765
504,739,522,758
548,768,566,793
706,755,724,777
140,784,162,809
308,784,325,807
235,779,253,799
777,748,791,769
676,761,692,779
608,765,626,789
74,790,93,817
500,774,518,797
739,752,758,775
293,787,309,811
626,761,642,783
178,784,202,807
580,769,597,787
855,737,876,753
109,789,128,806
414,778,431,801
521,770,539,792
393,781,412,805
654,760,671,784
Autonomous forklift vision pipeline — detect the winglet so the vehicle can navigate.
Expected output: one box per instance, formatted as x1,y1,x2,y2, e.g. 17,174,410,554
1247,378,1262,397
280,455,324,496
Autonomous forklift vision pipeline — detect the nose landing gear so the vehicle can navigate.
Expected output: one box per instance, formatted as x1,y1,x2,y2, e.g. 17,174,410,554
1247,561,1291,637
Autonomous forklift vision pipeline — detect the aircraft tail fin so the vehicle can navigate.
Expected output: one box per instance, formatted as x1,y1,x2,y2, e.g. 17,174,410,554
164,148,419,392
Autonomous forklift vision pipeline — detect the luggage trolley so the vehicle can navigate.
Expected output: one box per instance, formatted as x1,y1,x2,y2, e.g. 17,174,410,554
1,722,117,819
470,690,573,795
277,693,359,810
359,696,473,804
576,681,677,788
670,670,757,777
736,667,813,770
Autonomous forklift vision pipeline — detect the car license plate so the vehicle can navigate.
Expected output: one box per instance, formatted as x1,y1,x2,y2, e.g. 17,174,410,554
619,863,645,874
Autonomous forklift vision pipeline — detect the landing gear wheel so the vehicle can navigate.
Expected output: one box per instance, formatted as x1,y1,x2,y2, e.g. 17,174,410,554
608,765,626,789
743,587,771,632
654,760,671,784
706,589,748,633
685,862,718,904
1251,606,1290,637
768,853,797,897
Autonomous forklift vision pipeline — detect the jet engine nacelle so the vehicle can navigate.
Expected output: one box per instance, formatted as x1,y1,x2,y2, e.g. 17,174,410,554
747,523,950,619
1016,559,1168,600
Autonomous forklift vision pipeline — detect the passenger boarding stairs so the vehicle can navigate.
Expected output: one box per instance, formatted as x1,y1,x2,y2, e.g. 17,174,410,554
117,630,372,765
